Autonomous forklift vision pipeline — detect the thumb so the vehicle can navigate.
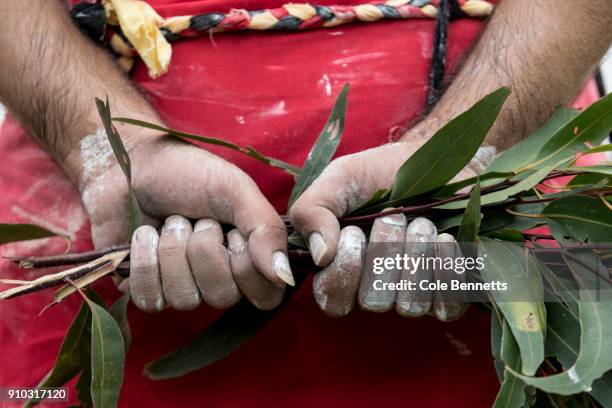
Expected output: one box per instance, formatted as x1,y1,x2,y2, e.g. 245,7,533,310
289,162,357,267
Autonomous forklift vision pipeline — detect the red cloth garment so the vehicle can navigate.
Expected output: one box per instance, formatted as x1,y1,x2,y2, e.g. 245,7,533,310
0,0,601,406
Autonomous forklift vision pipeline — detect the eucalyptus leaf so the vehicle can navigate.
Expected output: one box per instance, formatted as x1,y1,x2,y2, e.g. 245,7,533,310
479,238,546,376
110,291,132,351
390,87,510,200
25,301,92,407
457,181,480,243
75,364,93,408
492,304,505,383
435,213,464,232
577,143,612,157
567,173,610,188
530,93,612,170
565,165,612,176
145,274,307,380
0,223,59,245
486,229,525,242
438,158,567,210
485,108,578,174
480,204,545,234
542,196,612,242
288,84,349,207
510,251,612,395
95,97,143,237
545,302,579,369
88,298,125,408
287,231,307,248
591,371,612,407
494,320,527,408
112,117,300,178
431,172,512,199
26,290,107,407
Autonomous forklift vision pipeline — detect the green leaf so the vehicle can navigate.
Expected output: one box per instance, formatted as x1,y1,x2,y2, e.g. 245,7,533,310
510,251,612,395
0,223,59,245
494,320,527,408
75,364,93,408
435,213,464,232
438,158,568,210
87,299,125,408
431,172,512,199
541,196,612,242
578,143,612,156
287,84,349,207
479,238,546,376
95,98,143,237
25,301,92,407
591,371,612,407
545,303,579,369
480,204,545,233
486,229,525,242
145,275,306,380
530,93,612,170
112,117,300,178
492,304,505,383
566,165,612,176
568,173,610,188
110,291,132,351
390,87,510,200
485,108,578,174
25,290,107,407
457,182,481,243
287,231,307,248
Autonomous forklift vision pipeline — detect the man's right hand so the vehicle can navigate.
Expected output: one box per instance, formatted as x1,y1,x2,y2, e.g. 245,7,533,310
70,129,291,313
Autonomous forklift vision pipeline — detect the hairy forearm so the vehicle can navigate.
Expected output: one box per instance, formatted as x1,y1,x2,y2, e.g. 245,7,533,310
405,0,612,150
0,0,159,181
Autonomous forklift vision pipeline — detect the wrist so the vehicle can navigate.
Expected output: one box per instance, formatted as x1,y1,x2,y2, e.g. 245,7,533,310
63,119,164,191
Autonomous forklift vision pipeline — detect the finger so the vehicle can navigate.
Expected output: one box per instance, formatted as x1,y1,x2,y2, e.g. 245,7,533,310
396,218,436,317
187,219,241,309
135,151,292,286
289,157,364,267
158,215,201,311
227,229,284,310
226,178,293,286
432,233,469,322
129,225,165,312
358,210,406,312
241,210,295,286
313,226,365,317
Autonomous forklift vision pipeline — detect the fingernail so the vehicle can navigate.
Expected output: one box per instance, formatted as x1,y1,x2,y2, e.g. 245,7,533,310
164,215,189,234
194,219,215,232
407,217,437,236
273,251,295,286
308,232,327,266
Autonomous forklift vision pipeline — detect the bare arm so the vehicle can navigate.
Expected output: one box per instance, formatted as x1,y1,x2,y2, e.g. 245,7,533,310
0,0,293,312
0,0,159,177
408,0,612,150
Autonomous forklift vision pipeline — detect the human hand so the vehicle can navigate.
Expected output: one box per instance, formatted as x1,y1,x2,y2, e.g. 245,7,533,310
69,129,290,312
290,133,482,320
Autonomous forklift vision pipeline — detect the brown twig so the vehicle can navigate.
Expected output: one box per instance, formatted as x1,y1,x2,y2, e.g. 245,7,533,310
7,244,130,268
1,249,316,299
0,260,112,299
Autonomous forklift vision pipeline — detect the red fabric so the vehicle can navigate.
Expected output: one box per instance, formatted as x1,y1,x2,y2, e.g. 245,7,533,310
0,1,601,407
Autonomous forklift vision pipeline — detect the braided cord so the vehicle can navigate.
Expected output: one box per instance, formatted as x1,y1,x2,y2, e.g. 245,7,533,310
161,0,493,38
72,0,494,78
